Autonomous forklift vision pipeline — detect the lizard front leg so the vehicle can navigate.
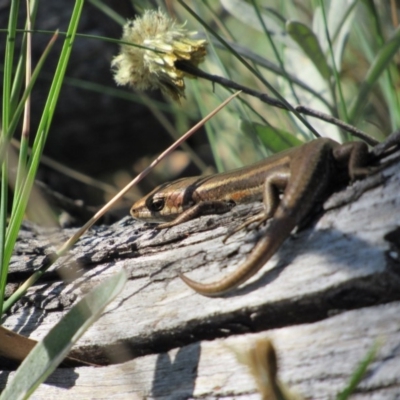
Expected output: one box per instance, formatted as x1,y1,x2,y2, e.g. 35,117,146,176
223,170,290,242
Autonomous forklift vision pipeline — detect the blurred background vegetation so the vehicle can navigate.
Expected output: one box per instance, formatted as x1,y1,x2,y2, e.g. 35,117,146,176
1,0,399,225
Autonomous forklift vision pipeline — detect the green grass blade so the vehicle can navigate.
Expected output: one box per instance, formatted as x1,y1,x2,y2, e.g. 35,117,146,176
0,269,127,400
1,0,20,135
3,0,84,288
30,2,83,158
0,0,20,317
349,24,400,124
362,0,400,129
12,0,40,206
336,341,379,400
0,161,8,315
8,32,58,210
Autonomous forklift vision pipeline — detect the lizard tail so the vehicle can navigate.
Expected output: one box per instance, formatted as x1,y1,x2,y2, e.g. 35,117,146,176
180,215,296,297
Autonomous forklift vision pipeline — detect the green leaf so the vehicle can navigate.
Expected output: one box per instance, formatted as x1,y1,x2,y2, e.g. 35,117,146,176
0,269,127,400
286,20,331,80
312,0,357,70
240,120,304,153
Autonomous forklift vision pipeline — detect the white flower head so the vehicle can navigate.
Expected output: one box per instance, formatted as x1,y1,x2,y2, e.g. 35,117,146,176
111,9,207,102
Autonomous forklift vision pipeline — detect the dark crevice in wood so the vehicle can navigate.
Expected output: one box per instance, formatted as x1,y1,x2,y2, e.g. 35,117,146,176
68,269,400,365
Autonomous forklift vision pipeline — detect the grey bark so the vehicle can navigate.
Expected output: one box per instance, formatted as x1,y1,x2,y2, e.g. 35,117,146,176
1,150,400,399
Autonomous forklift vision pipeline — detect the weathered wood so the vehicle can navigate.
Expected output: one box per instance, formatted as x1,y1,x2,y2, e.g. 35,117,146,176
2,302,400,399
1,151,400,398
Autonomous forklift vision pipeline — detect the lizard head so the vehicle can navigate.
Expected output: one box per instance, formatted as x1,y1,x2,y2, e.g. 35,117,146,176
130,177,200,223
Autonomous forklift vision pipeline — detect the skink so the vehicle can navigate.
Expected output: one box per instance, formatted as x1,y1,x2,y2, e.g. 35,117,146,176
131,138,371,296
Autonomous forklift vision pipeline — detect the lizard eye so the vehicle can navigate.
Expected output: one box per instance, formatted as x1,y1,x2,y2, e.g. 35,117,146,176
149,198,165,212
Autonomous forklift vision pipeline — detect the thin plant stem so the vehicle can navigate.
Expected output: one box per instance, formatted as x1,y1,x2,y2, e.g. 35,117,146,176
177,62,378,145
